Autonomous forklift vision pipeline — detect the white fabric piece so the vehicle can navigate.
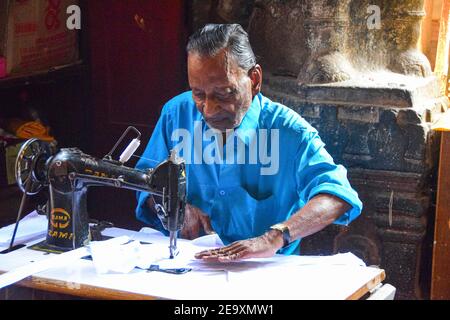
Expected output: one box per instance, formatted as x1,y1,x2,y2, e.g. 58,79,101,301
88,238,198,274
0,211,47,248
0,236,130,289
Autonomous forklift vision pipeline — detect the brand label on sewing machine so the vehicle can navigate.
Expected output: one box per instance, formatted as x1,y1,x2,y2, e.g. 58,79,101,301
49,208,73,240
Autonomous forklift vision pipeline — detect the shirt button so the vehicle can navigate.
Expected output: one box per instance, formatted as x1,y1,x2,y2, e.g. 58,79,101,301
219,190,226,196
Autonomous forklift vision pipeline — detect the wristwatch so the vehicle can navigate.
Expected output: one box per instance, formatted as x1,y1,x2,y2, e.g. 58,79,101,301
270,223,291,248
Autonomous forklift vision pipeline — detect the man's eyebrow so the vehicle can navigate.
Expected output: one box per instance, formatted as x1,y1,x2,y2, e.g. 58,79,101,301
214,86,235,91
190,86,235,92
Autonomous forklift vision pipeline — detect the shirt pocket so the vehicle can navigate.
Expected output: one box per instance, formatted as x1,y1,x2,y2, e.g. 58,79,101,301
248,189,277,236
224,185,277,240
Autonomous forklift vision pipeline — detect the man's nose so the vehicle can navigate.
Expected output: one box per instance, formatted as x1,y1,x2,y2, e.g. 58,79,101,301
202,97,220,118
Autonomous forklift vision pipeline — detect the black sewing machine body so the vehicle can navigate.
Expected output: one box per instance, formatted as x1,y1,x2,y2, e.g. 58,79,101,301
15,139,186,253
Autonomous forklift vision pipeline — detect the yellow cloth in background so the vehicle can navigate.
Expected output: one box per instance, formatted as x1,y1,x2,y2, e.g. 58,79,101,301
14,121,54,141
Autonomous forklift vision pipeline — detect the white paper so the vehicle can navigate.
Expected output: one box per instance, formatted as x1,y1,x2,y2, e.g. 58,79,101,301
90,238,138,274
187,251,366,274
89,238,201,274
191,233,224,248
0,236,130,290
0,223,382,300
92,228,366,276
102,227,168,244
139,227,165,236
0,211,47,247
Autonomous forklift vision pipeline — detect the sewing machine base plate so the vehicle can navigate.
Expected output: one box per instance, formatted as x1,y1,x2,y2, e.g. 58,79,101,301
28,240,74,254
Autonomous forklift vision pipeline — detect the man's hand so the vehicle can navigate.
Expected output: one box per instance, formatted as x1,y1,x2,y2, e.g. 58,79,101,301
180,203,214,240
194,229,284,262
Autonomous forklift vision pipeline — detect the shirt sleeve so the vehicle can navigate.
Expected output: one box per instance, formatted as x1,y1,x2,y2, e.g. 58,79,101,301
295,130,363,225
135,104,172,230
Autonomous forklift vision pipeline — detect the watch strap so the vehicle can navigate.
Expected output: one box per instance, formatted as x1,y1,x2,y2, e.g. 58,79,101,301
270,223,291,248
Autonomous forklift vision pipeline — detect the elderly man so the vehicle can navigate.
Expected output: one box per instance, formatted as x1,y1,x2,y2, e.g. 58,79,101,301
135,24,362,262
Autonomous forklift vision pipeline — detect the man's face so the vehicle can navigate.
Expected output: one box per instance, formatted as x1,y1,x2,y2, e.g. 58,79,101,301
188,50,256,132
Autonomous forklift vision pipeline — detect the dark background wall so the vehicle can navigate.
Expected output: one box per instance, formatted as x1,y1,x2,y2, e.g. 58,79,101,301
1,0,189,230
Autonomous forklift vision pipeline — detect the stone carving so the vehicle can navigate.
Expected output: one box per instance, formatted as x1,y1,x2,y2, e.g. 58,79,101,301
247,0,432,84
190,0,255,31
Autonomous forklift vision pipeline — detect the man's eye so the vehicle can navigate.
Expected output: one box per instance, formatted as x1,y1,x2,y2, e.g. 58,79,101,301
193,91,205,99
216,90,236,100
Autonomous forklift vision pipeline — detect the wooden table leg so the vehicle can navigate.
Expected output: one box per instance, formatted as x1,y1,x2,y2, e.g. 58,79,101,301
431,131,450,299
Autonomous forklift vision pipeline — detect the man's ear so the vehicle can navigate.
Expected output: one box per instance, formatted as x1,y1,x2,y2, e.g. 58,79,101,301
249,64,262,96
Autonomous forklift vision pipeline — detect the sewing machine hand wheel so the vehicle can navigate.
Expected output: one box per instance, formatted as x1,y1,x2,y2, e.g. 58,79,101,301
15,138,56,195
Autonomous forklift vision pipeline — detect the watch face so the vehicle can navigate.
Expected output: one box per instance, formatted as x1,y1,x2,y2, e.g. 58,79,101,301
272,223,287,232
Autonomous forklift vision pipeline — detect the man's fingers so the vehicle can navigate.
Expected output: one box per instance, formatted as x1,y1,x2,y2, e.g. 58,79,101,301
195,247,227,259
195,248,220,259
181,203,213,239
206,241,241,253
216,247,248,262
217,242,244,255
196,247,248,263
181,228,193,240
180,204,201,239
192,221,201,239
183,223,199,240
195,235,276,262
218,251,246,262
195,242,246,259
200,214,214,235
201,242,242,256
180,216,194,239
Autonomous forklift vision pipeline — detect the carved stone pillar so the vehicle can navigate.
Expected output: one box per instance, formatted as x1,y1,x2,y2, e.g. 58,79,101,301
298,0,354,84
247,0,306,76
248,0,432,84
190,0,255,31
348,0,432,77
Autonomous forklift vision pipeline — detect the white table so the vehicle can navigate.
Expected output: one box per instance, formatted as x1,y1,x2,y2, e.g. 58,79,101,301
0,227,386,300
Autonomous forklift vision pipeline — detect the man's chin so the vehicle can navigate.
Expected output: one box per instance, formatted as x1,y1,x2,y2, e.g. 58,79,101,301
206,120,235,132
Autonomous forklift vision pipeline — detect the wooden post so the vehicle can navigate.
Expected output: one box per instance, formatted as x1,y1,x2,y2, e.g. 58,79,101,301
431,130,450,299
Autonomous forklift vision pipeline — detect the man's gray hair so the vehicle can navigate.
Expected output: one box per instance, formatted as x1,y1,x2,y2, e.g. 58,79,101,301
186,24,256,72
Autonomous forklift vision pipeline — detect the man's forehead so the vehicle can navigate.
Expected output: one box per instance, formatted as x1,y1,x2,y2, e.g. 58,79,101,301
188,50,243,75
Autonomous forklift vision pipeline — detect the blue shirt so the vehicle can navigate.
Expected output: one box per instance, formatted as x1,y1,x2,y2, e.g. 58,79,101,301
135,92,362,254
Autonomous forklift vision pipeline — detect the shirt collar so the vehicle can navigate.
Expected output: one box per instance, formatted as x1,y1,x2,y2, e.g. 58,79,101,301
234,93,262,146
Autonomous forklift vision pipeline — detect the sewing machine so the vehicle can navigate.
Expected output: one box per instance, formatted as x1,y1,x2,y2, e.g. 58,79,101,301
12,128,186,258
